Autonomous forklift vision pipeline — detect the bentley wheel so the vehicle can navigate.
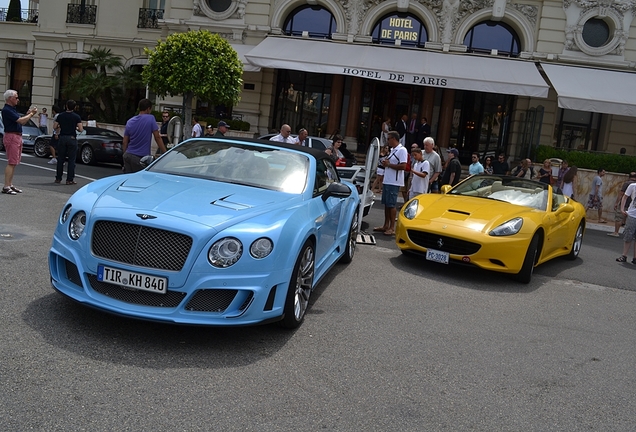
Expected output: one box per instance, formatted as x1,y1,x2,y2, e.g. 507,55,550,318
80,145,95,165
339,209,358,264
513,234,539,284
566,222,584,260
281,240,315,329
34,138,49,158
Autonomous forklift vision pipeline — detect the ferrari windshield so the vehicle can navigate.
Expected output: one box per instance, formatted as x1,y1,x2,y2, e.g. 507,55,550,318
148,139,310,194
449,175,550,210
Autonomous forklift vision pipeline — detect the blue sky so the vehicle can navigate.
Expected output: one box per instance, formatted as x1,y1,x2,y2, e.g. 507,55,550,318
1,0,12,10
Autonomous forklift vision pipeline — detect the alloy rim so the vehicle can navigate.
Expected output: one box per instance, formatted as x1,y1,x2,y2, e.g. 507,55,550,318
294,246,314,320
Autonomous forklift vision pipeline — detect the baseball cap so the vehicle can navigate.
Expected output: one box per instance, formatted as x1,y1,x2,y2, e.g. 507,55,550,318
218,121,230,128
447,148,459,157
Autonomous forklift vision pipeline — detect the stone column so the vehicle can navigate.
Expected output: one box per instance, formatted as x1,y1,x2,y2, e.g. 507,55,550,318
345,77,363,144
326,75,344,137
422,87,435,128
437,88,455,148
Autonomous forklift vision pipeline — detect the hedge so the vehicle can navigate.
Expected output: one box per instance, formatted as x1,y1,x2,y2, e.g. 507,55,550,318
536,145,636,174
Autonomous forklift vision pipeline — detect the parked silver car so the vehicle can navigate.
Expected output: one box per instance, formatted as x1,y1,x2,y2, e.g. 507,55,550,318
0,111,42,152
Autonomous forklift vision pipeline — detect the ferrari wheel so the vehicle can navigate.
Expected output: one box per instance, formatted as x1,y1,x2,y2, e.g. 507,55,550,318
281,240,315,329
34,138,49,158
566,222,584,260
513,234,539,284
339,209,358,264
80,145,95,165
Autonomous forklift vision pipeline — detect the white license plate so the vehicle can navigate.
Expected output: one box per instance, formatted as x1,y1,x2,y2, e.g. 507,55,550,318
97,265,167,294
426,249,449,264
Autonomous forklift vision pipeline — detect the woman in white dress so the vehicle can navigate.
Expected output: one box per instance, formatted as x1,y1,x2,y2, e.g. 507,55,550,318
561,165,578,199
381,117,391,146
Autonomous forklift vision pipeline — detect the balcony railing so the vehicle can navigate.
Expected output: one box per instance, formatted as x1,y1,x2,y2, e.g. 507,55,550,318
66,3,97,25
138,8,164,29
0,8,39,23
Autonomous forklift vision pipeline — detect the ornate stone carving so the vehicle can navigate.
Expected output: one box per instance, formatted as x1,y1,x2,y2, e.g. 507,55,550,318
512,4,538,25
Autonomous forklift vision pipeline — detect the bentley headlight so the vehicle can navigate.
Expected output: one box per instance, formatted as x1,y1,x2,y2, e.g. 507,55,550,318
403,199,419,220
490,218,523,236
61,204,73,223
209,237,243,268
250,237,273,259
69,211,86,240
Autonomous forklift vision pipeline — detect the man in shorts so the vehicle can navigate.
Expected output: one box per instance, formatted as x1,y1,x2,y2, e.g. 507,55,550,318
373,131,407,236
610,172,636,237
616,181,636,264
2,89,38,195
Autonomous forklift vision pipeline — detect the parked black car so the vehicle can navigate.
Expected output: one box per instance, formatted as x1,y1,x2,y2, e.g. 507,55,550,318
33,126,124,165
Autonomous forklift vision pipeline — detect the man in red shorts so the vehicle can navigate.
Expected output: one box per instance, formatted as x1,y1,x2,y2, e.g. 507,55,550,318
2,89,37,195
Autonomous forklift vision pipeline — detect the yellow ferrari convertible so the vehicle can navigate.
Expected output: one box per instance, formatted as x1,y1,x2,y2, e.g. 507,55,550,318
396,175,586,283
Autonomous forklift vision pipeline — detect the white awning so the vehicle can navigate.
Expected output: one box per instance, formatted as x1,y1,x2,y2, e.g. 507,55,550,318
541,63,636,117
245,37,549,98
230,44,260,72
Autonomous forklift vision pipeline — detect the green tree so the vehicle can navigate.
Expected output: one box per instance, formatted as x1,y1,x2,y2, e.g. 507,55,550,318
143,30,243,138
7,0,22,22
63,47,143,123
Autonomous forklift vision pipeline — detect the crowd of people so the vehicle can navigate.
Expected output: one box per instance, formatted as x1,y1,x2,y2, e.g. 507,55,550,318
3,92,636,265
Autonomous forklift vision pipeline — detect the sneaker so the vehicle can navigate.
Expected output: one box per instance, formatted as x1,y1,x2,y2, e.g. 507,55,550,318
48,158,57,164
607,232,621,237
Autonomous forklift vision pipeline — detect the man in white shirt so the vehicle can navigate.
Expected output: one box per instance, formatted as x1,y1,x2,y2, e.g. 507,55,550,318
191,117,202,138
373,130,407,236
616,182,636,264
409,148,430,199
270,124,296,144
294,128,308,146
422,137,442,193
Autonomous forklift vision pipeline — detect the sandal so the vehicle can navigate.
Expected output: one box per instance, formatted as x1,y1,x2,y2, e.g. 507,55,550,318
66,181,77,185
9,185,22,193
383,230,395,236
632,258,636,265
373,226,387,232
616,255,627,263
1,186,17,195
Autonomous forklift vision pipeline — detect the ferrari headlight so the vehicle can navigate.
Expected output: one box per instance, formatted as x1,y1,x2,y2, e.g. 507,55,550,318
489,218,523,236
208,237,243,268
69,211,86,240
61,204,72,223
250,237,273,259
403,199,418,220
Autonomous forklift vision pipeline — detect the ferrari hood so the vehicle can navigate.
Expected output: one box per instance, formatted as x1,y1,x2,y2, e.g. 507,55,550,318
92,174,292,227
416,196,535,232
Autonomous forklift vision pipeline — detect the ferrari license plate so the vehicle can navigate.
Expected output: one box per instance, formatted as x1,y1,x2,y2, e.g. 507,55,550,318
97,265,167,294
426,249,449,264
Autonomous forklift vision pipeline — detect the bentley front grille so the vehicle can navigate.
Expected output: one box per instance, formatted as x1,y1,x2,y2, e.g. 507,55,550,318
88,274,186,307
407,230,481,255
92,221,193,271
185,289,240,313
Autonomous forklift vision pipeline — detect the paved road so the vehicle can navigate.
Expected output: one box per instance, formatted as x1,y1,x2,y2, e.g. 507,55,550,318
2,154,636,430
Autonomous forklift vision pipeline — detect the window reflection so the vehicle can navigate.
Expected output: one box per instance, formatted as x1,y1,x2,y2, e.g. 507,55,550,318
464,21,520,57
283,6,336,39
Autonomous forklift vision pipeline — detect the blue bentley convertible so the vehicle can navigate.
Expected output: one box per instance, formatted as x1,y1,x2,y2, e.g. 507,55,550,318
49,137,360,328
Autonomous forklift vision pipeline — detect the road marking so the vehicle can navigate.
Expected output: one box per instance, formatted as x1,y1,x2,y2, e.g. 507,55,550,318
0,154,97,182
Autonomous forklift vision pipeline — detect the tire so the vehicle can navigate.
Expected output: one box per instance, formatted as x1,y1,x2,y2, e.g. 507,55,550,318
566,221,584,260
280,240,315,329
339,209,358,264
80,144,95,165
513,234,539,284
34,138,49,158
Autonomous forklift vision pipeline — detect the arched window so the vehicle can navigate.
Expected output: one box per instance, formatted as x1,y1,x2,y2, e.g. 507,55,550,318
283,6,336,39
464,21,521,57
372,13,428,48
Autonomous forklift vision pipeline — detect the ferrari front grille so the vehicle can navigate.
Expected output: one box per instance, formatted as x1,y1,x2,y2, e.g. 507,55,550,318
92,221,192,271
407,230,481,255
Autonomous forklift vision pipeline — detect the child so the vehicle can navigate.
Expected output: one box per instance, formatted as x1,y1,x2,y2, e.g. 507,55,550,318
408,148,430,200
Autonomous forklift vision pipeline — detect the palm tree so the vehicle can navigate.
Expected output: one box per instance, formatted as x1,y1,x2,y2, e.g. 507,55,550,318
63,47,143,123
